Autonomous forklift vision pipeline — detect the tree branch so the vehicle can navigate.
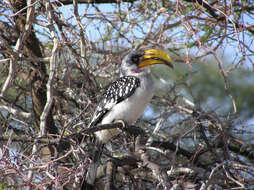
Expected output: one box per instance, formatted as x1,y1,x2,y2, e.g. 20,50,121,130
56,0,136,5
136,136,171,189
39,2,59,136
0,105,32,119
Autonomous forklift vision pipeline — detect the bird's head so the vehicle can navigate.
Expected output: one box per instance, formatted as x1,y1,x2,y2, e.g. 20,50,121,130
120,49,173,76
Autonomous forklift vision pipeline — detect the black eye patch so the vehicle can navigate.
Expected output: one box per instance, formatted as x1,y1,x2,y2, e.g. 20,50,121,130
131,55,140,63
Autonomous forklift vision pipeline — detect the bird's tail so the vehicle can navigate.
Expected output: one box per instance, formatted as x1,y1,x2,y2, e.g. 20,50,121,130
81,140,104,190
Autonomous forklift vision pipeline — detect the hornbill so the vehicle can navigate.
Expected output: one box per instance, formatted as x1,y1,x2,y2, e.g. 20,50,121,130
83,49,173,189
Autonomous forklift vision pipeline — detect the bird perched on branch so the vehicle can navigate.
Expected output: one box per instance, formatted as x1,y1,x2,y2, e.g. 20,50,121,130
83,48,173,189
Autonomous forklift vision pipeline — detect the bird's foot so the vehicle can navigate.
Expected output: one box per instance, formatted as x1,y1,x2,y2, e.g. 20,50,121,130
114,119,126,129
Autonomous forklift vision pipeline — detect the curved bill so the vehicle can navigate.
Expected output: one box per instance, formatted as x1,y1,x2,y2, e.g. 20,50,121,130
138,49,173,69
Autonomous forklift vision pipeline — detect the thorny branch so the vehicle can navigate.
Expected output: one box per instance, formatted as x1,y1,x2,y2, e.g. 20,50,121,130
0,0,253,189
1,118,253,189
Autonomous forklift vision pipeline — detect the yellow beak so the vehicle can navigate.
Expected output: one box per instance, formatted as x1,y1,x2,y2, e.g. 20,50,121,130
138,49,173,69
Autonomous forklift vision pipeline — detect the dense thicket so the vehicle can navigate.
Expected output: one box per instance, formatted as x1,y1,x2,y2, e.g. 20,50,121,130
0,0,253,189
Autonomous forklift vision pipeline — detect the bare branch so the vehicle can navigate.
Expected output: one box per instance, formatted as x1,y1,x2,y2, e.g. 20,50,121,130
136,136,171,189
0,105,32,119
0,59,15,97
56,0,136,5
1,0,253,189
39,1,59,137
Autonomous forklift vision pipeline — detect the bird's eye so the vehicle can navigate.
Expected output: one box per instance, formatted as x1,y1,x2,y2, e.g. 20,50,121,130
131,56,140,63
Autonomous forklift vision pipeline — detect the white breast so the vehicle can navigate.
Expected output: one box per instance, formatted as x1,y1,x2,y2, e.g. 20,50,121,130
95,73,154,143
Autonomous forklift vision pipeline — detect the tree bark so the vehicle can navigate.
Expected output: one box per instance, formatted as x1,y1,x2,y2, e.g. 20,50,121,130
9,0,58,135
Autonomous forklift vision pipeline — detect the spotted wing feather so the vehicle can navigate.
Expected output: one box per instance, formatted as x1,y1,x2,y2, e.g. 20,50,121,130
89,76,140,127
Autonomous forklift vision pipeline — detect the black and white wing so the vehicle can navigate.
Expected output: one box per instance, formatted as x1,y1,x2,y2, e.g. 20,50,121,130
88,76,140,127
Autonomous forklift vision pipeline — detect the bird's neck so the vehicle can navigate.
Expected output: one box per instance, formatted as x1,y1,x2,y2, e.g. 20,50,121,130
120,68,150,78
